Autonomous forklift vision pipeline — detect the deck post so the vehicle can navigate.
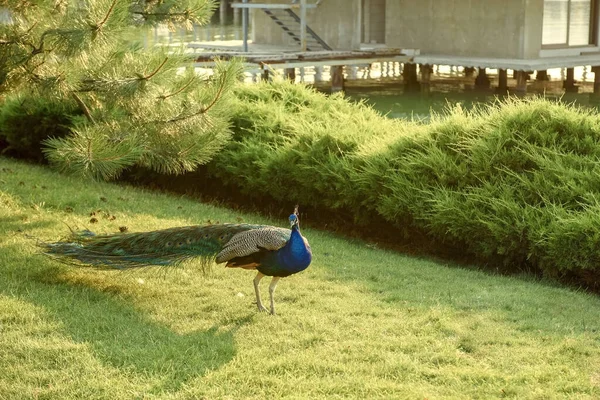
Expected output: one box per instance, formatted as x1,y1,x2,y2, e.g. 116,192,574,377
536,70,549,81
347,65,358,80
515,70,528,93
242,0,249,52
475,67,490,90
563,67,577,92
496,69,508,93
220,0,228,24
464,67,475,78
420,64,432,94
262,65,270,82
300,0,307,51
284,67,296,82
331,65,345,93
233,5,240,26
315,66,324,82
403,63,419,91
591,66,600,100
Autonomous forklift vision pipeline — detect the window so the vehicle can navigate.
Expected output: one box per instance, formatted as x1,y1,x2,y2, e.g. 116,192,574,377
542,0,597,46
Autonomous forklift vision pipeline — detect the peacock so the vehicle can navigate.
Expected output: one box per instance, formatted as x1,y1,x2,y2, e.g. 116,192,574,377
42,207,312,315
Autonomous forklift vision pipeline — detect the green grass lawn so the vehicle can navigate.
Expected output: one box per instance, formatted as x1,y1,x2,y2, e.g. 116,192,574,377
1,157,599,399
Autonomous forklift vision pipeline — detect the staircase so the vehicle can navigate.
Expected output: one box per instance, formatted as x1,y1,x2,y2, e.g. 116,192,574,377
262,8,332,51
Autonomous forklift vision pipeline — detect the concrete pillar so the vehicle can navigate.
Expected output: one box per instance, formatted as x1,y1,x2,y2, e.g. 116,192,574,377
420,64,432,94
515,70,528,93
262,66,270,82
315,66,324,82
403,63,419,91
300,0,307,51
331,65,345,93
284,67,296,82
464,67,475,78
591,66,600,100
475,67,490,90
563,67,578,93
233,7,240,26
220,0,228,24
346,66,358,80
512,70,533,80
536,70,549,81
496,69,508,93
242,0,249,52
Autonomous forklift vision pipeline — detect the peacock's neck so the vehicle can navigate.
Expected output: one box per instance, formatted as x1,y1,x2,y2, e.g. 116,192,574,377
289,226,303,249
280,226,311,271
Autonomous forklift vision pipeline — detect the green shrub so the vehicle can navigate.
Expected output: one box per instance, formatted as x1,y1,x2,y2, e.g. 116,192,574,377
0,94,81,161
209,83,412,216
206,81,600,286
370,98,600,278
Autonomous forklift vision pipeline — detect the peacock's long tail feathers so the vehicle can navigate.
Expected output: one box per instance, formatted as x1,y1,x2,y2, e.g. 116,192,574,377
41,223,267,270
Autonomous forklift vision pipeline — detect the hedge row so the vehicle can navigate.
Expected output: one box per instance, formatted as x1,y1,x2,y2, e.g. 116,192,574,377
208,82,600,284
3,80,600,285
0,95,80,161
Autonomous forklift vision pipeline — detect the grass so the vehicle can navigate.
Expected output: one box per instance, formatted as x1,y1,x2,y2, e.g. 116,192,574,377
1,156,600,399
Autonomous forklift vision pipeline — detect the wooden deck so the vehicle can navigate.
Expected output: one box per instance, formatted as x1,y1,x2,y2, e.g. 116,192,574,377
185,39,600,94
187,40,413,91
188,41,414,69
412,53,600,71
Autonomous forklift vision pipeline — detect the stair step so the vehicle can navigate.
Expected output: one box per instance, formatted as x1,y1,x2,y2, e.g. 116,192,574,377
261,8,332,51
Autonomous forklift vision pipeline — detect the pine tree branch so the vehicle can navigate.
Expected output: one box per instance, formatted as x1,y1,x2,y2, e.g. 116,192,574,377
71,93,96,124
159,77,195,100
78,56,170,91
143,57,168,80
166,70,227,123
40,28,82,42
97,0,118,30
200,70,228,114
133,11,190,17
1,22,47,67
0,22,38,46
132,9,198,18
22,59,47,81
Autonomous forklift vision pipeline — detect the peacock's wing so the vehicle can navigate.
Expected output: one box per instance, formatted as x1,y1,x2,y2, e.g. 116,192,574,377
215,227,290,263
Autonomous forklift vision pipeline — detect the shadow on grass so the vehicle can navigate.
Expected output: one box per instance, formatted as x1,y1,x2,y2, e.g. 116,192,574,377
0,215,55,234
0,242,242,394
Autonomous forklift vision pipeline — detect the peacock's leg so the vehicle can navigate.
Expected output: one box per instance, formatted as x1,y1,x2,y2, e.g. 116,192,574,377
253,272,268,312
268,277,281,315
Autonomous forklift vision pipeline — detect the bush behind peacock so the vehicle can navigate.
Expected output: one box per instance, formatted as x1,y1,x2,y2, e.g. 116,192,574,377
209,82,600,287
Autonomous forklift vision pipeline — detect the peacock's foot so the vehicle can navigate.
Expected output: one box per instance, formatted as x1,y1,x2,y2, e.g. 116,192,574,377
257,304,268,313
270,308,276,316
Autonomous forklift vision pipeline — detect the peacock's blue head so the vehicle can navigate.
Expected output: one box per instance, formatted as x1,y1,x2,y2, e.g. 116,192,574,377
289,213,299,228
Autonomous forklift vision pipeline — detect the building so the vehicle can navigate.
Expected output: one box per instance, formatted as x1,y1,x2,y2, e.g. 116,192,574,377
240,0,600,93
